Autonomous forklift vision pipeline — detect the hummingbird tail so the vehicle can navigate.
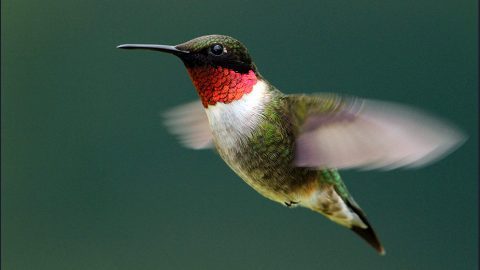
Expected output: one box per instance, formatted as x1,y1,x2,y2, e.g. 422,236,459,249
303,182,385,254
346,200,385,255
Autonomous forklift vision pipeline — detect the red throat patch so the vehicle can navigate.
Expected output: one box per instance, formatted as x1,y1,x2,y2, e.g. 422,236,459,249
186,66,257,108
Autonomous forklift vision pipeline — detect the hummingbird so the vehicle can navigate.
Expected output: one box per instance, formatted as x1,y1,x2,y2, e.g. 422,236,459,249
117,35,465,255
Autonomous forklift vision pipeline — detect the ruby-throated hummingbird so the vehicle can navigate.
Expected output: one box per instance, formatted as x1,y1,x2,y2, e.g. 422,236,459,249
117,35,465,255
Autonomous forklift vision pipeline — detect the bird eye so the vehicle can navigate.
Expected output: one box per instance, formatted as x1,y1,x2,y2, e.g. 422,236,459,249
209,44,224,56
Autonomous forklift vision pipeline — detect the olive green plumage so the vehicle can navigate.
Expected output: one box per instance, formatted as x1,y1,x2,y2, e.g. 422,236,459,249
216,85,348,199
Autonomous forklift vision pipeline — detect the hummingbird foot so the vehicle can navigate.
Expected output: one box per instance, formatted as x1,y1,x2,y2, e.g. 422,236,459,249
284,201,300,207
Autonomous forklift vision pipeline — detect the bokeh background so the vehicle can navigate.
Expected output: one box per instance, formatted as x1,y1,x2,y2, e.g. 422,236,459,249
2,1,477,269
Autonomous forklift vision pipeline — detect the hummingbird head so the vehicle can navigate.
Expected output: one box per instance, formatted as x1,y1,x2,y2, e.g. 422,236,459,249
175,35,258,74
118,35,262,107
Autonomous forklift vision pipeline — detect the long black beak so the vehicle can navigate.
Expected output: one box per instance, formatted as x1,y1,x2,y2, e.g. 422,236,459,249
116,44,189,55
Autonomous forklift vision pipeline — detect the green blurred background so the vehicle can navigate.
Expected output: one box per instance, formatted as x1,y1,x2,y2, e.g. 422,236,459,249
2,0,477,269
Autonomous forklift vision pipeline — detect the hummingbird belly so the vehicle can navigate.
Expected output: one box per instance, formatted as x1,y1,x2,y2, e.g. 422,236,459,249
209,111,315,204
214,138,315,204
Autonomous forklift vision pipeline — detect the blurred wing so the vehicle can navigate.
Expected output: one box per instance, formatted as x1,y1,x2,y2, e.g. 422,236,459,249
295,98,466,170
163,101,214,149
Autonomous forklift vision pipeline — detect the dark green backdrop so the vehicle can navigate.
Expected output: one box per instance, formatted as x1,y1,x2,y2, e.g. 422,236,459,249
2,1,477,269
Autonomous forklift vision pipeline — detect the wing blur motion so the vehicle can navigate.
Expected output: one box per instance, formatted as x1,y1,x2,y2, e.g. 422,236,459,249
163,100,214,149
295,98,466,170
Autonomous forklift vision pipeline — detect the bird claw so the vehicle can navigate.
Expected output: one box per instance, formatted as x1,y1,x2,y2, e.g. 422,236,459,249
284,201,299,207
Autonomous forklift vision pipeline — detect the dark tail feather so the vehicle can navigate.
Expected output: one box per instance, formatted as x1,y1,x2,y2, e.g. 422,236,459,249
346,200,386,255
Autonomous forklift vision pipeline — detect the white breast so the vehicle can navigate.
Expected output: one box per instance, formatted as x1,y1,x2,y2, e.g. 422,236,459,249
205,80,270,149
